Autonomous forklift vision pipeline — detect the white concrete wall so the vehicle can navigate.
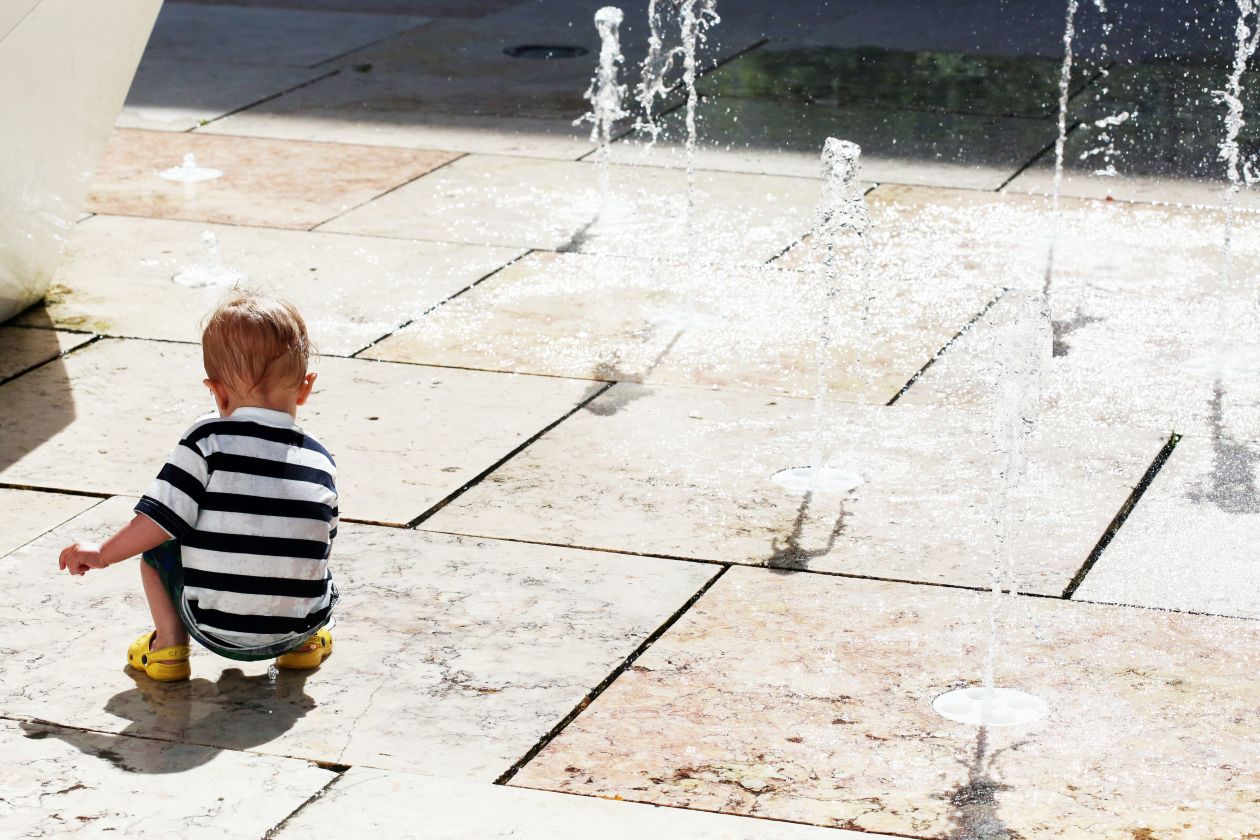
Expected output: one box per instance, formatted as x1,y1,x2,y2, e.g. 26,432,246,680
0,0,161,321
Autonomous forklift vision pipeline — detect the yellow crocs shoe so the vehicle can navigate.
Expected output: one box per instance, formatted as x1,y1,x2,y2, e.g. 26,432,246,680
275,628,333,671
126,631,191,682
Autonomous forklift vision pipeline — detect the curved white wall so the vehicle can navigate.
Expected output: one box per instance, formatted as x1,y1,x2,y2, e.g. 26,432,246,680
0,0,161,321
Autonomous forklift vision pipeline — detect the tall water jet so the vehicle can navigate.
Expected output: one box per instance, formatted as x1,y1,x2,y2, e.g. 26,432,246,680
934,292,1051,728
576,7,628,167
1217,0,1260,293
634,0,718,207
773,138,870,496
1079,1,1132,180
1044,0,1080,298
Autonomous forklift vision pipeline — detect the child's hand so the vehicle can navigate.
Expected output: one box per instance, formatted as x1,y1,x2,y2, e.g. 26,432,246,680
59,542,107,576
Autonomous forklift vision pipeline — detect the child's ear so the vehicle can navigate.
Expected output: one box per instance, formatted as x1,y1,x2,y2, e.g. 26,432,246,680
204,379,230,414
295,372,318,406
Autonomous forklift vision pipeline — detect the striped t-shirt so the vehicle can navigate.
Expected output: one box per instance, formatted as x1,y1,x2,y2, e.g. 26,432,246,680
135,407,338,652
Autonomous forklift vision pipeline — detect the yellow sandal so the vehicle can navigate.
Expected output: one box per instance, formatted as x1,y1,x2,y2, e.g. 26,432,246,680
275,628,333,670
126,631,191,682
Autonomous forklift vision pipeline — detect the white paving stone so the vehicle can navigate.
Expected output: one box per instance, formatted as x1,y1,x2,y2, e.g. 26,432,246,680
30,214,522,355
1076,434,1260,618
425,383,1163,595
273,767,890,839
2,499,717,779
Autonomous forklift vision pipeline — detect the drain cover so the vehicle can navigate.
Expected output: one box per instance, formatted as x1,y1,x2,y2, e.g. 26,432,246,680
504,44,589,59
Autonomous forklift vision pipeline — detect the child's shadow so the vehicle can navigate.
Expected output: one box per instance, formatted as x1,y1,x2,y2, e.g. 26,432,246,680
21,667,315,774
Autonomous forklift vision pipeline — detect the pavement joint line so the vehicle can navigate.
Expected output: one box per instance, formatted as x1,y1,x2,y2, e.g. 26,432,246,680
309,19,432,71
994,119,1083,193
507,784,936,839
0,333,105,388
0,482,111,499
1061,431,1182,600
261,769,348,840
351,248,536,357
405,381,617,529
308,150,470,232
493,563,732,786
884,287,1010,406
191,67,342,133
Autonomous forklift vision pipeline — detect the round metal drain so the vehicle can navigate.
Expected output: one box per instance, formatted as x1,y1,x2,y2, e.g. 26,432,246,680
504,44,589,59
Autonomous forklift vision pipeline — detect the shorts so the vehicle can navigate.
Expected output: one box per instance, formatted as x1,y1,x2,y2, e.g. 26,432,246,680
142,540,337,662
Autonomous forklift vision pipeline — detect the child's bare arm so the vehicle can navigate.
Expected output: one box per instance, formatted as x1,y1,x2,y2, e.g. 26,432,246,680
58,515,170,576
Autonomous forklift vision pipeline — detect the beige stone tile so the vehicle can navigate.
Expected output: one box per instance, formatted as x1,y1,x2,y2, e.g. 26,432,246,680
0,718,333,838
424,383,1163,595
0,488,99,557
513,567,1260,837
274,767,886,839
203,71,598,159
0,338,594,525
897,285,1260,442
86,129,459,230
0,326,92,382
1,498,717,779
607,99,1058,188
119,58,327,132
362,251,998,402
1005,163,1260,212
26,215,522,355
144,4,427,68
321,154,817,263
1075,434,1260,619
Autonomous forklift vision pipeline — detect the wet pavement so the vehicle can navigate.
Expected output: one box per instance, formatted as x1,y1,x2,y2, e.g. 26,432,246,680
4,1,1259,837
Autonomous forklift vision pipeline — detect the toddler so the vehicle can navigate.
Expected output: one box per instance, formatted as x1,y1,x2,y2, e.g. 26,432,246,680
58,290,338,681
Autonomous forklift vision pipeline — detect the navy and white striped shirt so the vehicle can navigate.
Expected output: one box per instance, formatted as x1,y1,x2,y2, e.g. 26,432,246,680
135,407,338,651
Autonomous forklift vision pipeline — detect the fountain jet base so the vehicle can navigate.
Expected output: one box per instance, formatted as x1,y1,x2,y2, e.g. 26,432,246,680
933,687,1048,727
771,466,863,495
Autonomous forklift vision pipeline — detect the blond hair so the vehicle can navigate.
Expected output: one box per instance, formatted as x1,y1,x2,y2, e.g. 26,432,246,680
202,289,313,394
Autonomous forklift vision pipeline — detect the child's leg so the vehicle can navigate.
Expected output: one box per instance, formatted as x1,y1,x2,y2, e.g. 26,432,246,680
141,560,189,657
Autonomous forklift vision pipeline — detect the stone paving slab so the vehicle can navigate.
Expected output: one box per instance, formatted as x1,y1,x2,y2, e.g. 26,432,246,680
87,129,458,230
119,58,327,132
0,718,334,838
0,489,99,558
607,99,1056,188
361,250,998,402
0,327,92,382
320,154,817,263
1075,434,1260,619
512,566,1260,837
0,338,595,525
203,70,599,159
898,286,1260,443
24,214,522,356
424,383,1163,595
273,767,888,839
1,498,717,779
144,3,427,68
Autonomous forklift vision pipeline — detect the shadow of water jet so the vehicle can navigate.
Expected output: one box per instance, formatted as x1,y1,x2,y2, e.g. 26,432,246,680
765,490,849,573
20,666,315,774
942,727,1019,840
1050,308,1101,357
1188,379,1260,514
582,329,685,416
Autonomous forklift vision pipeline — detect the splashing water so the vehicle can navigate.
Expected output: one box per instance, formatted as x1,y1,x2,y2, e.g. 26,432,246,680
936,292,1051,727
1216,0,1260,297
576,7,628,159
1045,0,1079,298
636,0,676,145
172,231,248,289
1079,0,1130,180
679,0,718,207
158,152,223,183
773,138,871,496
633,0,718,206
